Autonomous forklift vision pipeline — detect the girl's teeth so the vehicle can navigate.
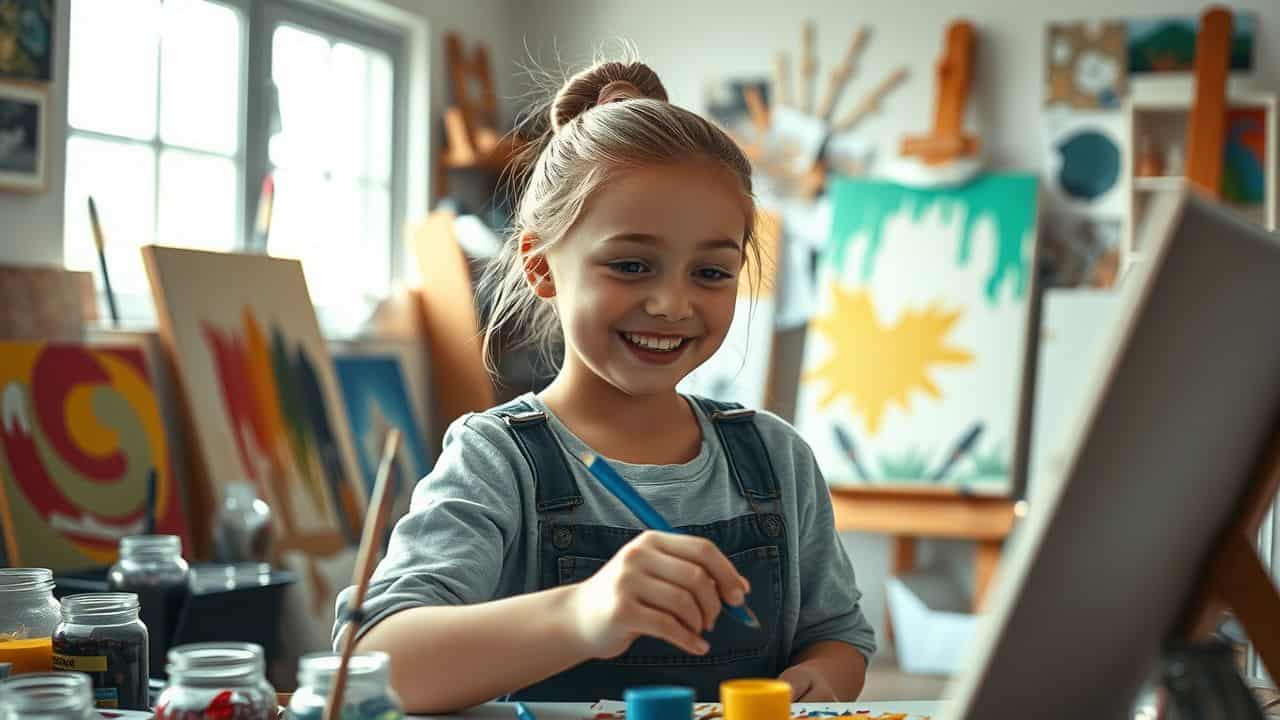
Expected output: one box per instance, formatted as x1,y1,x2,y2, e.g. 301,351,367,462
624,333,685,352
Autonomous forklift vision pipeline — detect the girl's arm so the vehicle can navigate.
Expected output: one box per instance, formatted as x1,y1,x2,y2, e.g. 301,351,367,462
358,531,751,714
779,640,868,701
357,585,584,712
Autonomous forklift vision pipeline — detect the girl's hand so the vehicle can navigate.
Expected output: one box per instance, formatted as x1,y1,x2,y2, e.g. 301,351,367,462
565,530,751,659
779,664,839,701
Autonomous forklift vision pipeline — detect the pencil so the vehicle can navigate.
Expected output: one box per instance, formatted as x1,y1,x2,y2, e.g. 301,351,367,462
514,701,537,720
579,451,760,630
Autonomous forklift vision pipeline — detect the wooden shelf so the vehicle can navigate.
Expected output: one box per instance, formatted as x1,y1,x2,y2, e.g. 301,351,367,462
829,485,1018,540
1134,176,1186,192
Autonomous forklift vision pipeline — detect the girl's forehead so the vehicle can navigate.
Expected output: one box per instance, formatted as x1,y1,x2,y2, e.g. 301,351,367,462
575,162,750,245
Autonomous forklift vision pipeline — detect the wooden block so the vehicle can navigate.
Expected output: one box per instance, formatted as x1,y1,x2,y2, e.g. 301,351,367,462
1185,8,1232,199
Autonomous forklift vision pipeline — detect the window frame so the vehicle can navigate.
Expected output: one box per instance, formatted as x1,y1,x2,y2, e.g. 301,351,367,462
63,0,414,326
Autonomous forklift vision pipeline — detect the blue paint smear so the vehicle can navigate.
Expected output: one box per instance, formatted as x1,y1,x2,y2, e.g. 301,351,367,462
334,354,433,495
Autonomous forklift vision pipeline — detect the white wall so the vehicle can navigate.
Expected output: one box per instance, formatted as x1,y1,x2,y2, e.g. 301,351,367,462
507,0,1280,650
510,0,1280,172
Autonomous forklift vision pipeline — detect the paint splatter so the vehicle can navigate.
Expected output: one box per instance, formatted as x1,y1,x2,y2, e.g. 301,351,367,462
826,174,1037,305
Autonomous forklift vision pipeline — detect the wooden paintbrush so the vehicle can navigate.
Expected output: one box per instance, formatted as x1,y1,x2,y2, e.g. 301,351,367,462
324,429,401,720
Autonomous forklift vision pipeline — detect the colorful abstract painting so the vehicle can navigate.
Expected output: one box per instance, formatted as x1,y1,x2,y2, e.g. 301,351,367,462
0,0,53,83
1127,13,1255,74
795,174,1039,492
1222,107,1266,205
143,247,364,548
0,342,184,568
333,353,431,507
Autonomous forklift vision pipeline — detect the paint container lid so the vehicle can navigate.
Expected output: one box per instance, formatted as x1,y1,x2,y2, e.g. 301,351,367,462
720,679,791,720
625,686,694,720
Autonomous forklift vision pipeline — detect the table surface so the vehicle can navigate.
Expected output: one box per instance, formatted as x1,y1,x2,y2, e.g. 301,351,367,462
406,700,944,720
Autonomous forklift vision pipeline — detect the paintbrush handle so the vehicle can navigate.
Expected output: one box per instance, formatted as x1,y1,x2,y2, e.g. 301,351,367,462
582,454,758,630
325,429,401,720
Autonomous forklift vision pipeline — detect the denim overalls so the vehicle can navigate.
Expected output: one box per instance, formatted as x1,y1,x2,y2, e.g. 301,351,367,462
492,396,789,701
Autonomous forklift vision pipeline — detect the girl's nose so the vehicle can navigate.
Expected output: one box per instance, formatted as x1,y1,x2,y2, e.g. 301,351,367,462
644,279,693,321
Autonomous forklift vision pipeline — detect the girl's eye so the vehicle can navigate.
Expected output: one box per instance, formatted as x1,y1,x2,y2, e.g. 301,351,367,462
610,260,650,274
696,267,734,282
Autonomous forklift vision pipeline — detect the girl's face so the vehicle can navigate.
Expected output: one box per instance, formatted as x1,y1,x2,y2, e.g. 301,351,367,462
539,160,749,398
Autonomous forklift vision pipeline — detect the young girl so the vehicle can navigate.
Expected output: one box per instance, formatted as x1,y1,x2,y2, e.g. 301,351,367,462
335,59,876,713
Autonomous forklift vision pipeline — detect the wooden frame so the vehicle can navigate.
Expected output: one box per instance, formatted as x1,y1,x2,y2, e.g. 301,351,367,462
0,81,47,193
830,486,1018,612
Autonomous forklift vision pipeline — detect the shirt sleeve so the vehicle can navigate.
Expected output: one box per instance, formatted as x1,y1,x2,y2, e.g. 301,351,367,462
789,439,878,663
332,413,523,648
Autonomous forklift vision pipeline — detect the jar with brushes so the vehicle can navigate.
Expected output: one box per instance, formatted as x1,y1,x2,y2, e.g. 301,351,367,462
52,593,149,710
0,568,60,674
0,671,96,719
108,534,189,676
288,651,404,720
154,642,277,720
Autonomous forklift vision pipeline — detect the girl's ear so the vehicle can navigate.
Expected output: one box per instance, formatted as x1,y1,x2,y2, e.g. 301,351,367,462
519,233,555,298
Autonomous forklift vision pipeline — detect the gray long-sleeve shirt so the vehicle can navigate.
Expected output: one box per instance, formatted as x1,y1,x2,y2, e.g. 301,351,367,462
335,394,876,666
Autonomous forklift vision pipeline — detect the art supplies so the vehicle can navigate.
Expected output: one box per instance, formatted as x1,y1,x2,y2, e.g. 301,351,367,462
0,569,58,674
514,701,538,720
290,652,402,720
326,430,401,720
624,686,693,720
52,594,149,711
87,197,119,327
0,672,95,718
720,680,791,720
154,643,276,720
578,452,759,630
106,535,189,679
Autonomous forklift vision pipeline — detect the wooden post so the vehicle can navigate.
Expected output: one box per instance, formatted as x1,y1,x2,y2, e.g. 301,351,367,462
1184,7,1233,199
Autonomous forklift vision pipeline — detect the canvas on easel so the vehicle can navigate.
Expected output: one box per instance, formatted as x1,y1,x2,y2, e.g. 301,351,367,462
0,341,186,569
796,174,1039,495
948,190,1280,717
143,246,365,550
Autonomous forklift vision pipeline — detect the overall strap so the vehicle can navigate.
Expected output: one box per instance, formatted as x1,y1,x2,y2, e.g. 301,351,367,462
489,398,582,513
688,396,782,507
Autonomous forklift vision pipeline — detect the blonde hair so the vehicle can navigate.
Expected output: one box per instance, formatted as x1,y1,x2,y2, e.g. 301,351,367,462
481,59,759,375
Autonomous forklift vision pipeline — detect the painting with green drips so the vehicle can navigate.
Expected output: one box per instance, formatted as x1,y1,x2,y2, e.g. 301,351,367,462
796,173,1039,495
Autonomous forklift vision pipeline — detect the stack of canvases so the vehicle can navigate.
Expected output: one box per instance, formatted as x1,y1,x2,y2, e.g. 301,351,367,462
0,248,437,685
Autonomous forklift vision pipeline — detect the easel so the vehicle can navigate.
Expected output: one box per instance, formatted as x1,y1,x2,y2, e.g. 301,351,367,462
437,33,524,199
830,19,1010,620
900,20,979,166
829,486,1017,613
1179,392,1280,687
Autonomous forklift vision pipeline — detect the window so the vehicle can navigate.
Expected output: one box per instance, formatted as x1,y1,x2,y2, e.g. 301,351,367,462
64,0,243,321
63,0,406,331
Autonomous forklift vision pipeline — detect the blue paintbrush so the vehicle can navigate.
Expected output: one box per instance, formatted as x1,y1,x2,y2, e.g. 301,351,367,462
579,452,760,630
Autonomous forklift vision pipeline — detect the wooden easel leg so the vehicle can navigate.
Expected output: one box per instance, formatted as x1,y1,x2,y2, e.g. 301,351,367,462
1209,531,1280,686
974,540,1002,612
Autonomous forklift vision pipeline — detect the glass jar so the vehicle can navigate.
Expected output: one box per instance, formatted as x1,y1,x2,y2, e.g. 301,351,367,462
0,568,60,674
154,642,276,720
212,482,273,563
289,651,403,720
51,593,149,711
108,534,189,678
0,671,96,719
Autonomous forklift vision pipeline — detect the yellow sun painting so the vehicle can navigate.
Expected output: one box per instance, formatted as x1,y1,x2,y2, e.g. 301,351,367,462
804,284,974,435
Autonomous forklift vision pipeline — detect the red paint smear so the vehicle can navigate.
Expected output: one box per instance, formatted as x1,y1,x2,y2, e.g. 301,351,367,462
203,322,269,486
33,345,126,479
1227,108,1266,160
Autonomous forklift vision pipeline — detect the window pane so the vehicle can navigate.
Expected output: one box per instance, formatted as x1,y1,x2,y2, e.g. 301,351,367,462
158,149,237,251
269,172,389,325
68,0,160,140
367,50,393,182
270,25,329,172
63,136,156,297
330,43,367,179
160,0,241,154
